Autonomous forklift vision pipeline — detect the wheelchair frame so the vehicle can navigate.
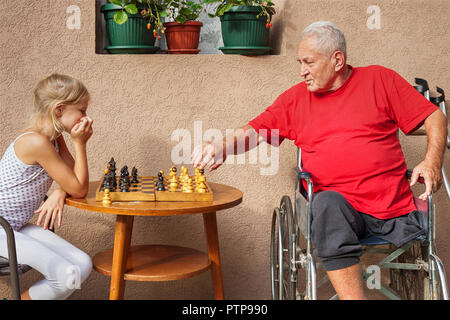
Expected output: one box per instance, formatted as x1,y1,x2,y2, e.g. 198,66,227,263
270,148,449,300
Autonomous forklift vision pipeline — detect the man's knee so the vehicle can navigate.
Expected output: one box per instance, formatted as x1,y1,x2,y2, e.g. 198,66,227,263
312,190,348,216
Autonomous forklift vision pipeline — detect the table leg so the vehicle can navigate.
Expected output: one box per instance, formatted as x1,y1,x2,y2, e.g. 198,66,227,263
109,214,134,300
203,212,224,300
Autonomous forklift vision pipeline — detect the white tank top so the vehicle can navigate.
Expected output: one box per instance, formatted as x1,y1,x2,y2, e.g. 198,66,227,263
0,132,59,231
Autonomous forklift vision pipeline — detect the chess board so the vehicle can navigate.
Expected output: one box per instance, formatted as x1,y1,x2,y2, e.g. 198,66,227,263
95,175,213,202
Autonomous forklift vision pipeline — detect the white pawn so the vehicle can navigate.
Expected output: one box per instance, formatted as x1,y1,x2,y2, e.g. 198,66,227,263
102,188,112,205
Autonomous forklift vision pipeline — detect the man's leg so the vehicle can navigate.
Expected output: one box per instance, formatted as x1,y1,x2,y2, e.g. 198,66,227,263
310,191,366,300
327,264,366,300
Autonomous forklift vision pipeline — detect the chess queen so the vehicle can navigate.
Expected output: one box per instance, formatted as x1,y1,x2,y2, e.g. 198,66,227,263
0,74,93,300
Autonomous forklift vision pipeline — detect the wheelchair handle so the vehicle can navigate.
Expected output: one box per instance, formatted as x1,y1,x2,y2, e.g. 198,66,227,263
415,78,429,92
430,87,445,105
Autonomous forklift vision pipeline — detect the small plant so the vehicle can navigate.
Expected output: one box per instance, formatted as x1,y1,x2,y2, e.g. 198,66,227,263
108,0,165,38
163,0,205,24
203,0,276,26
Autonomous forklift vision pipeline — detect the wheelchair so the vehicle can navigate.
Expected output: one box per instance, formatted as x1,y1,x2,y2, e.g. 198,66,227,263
270,148,449,300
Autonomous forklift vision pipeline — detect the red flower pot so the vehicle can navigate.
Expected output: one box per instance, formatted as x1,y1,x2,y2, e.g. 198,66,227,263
163,21,203,54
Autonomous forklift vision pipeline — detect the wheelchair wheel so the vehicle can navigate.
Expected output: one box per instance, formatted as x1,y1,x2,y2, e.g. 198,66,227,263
270,196,296,300
389,241,441,300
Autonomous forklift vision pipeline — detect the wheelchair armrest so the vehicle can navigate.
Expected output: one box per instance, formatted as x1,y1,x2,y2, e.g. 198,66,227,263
294,167,313,200
294,167,312,180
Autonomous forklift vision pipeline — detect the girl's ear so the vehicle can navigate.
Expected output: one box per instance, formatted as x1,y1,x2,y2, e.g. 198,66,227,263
55,105,63,117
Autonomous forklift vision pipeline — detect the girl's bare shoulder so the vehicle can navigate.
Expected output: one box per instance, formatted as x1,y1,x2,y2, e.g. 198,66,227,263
15,132,55,165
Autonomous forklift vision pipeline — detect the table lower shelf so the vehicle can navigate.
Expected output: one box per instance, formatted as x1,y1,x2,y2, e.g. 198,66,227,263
93,244,211,281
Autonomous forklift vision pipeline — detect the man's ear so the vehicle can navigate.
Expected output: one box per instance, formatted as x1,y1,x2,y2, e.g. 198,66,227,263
333,50,346,72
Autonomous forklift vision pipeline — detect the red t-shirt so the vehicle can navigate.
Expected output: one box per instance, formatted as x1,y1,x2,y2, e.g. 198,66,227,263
248,65,438,219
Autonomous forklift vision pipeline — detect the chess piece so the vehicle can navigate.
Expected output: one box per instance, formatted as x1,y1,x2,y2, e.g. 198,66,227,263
131,167,139,183
102,188,112,205
180,166,188,182
101,168,109,189
156,172,165,191
196,175,207,193
169,166,177,180
182,178,194,193
109,157,116,171
168,172,178,191
194,167,200,184
157,181,165,191
121,165,129,178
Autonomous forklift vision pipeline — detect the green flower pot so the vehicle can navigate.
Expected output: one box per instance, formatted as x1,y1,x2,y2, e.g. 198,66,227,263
101,3,159,54
219,6,272,55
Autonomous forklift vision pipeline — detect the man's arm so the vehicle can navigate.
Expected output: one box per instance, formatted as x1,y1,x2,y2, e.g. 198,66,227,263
410,109,448,200
191,124,263,171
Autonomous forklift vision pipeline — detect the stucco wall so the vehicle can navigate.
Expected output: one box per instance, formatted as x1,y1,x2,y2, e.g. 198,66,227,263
0,0,448,300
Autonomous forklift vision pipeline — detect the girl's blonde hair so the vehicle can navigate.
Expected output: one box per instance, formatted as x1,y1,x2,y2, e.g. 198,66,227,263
25,73,90,140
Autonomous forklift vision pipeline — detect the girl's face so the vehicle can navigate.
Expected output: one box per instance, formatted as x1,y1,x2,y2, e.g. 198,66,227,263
57,97,89,132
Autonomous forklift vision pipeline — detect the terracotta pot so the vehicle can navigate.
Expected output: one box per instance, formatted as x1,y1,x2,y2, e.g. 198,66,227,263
163,21,203,54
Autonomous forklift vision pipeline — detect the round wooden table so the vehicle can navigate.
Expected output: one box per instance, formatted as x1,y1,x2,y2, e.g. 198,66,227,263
66,181,243,300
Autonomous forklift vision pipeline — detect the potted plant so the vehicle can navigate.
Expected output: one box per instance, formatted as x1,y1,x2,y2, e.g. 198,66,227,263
101,0,165,54
204,0,276,55
161,0,205,54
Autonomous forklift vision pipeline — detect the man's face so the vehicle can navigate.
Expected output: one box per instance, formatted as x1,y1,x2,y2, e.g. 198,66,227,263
297,36,337,93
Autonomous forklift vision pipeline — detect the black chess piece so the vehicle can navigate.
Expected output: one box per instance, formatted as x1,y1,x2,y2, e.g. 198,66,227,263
119,179,130,192
109,157,116,171
131,167,139,183
105,177,113,191
120,165,129,178
156,180,165,191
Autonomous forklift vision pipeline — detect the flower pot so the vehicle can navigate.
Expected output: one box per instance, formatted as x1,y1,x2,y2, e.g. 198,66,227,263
101,3,159,54
163,21,203,54
219,6,272,55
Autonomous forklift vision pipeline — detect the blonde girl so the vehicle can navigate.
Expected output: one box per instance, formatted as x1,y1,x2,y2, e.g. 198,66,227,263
0,73,93,300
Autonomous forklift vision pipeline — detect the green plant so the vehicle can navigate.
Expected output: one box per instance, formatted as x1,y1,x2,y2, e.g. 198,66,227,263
163,0,205,24
108,0,165,38
203,0,276,25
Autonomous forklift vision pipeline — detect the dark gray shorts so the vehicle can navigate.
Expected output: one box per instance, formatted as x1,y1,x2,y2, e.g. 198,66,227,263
308,190,427,271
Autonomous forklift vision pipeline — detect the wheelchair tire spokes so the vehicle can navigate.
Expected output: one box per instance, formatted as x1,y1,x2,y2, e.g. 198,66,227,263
270,196,296,300
280,196,297,300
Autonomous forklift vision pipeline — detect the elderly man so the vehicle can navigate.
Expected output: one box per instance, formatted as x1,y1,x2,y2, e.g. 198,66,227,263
191,21,447,299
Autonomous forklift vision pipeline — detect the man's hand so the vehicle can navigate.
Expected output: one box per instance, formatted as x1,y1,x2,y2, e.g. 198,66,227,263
410,159,443,200
191,141,226,172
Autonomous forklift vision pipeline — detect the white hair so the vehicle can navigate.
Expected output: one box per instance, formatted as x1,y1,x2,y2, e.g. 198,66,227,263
301,21,347,58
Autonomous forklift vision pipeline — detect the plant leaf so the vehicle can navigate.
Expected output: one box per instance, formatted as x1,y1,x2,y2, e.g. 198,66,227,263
109,0,123,6
124,4,138,15
114,10,128,24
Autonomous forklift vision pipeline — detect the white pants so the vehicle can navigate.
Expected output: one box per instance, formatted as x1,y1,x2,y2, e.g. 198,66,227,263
0,224,92,300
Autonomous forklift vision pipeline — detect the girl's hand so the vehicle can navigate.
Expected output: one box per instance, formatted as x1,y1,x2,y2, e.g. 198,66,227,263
71,116,93,144
35,188,67,230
